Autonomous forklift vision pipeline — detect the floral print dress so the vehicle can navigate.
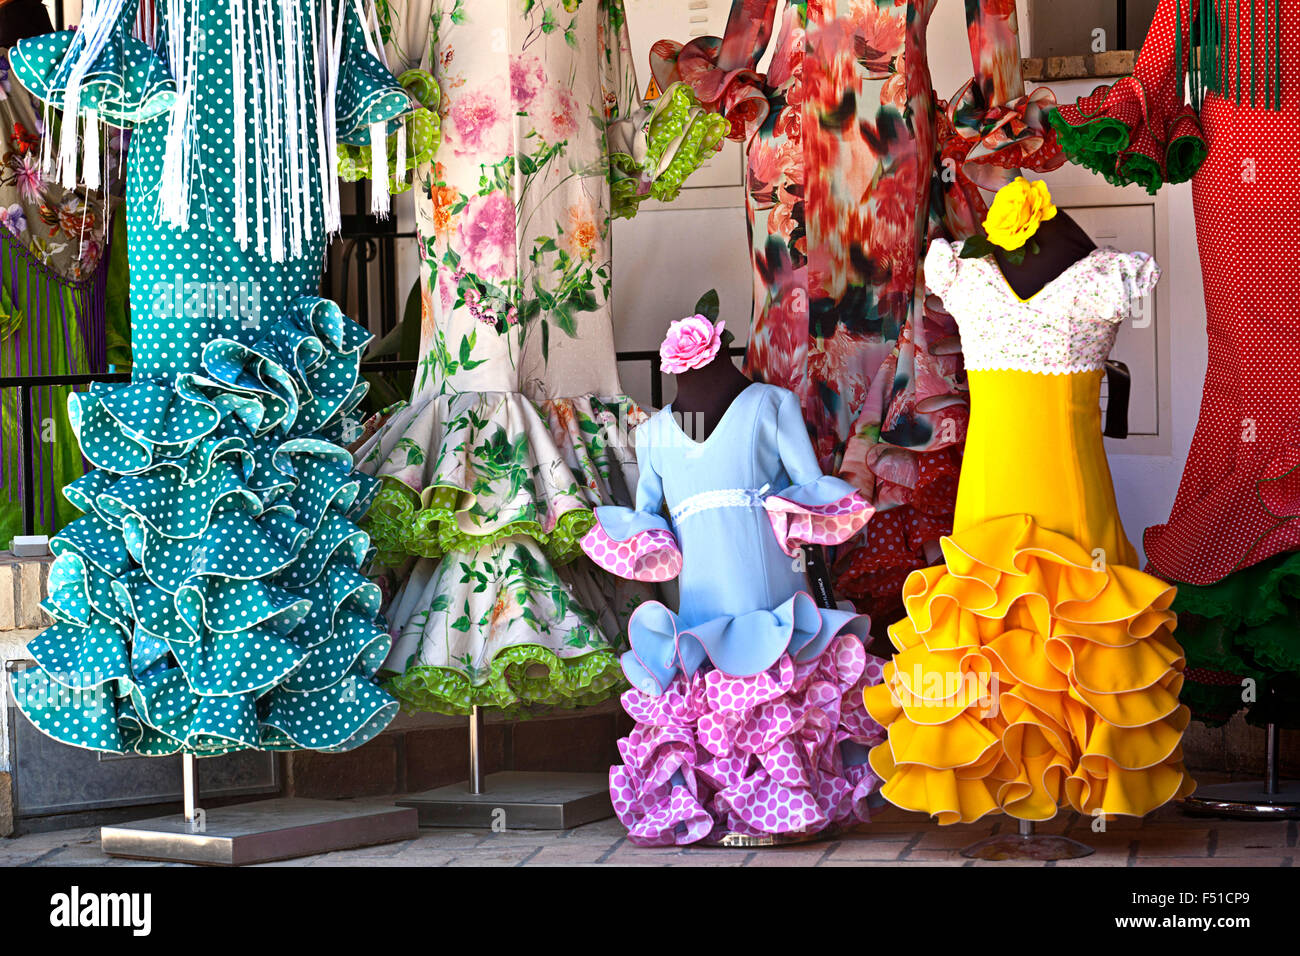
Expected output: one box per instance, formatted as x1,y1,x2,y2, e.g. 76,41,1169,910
651,0,1063,625
0,47,122,547
354,0,727,715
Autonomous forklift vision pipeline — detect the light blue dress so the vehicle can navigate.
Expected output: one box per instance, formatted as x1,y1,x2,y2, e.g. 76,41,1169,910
582,382,887,844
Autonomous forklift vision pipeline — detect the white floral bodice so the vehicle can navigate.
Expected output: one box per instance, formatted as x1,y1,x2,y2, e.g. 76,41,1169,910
925,239,1160,375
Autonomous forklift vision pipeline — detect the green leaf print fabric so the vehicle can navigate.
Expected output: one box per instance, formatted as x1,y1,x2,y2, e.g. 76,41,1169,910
6,0,412,755
351,0,726,715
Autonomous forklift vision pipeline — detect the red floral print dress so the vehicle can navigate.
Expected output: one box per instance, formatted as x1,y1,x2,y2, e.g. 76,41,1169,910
651,0,1063,623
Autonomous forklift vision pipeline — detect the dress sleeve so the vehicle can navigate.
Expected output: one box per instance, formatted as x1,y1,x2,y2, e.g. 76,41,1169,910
334,0,413,147
580,420,683,582
936,0,1066,236
601,0,730,221
647,0,778,145
1048,0,1207,194
765,388,874,558
924,239,960,300
9,0,175,128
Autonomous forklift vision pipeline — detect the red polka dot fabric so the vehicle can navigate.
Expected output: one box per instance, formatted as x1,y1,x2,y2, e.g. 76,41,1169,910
1059,0,1300,587
834,449,958,622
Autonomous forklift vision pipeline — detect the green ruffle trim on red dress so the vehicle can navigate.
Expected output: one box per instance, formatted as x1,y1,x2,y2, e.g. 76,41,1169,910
1172,549,1300,728
1047,106,1206,195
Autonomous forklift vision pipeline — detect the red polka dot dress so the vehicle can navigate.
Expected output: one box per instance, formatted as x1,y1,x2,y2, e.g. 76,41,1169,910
1051,0,1300,725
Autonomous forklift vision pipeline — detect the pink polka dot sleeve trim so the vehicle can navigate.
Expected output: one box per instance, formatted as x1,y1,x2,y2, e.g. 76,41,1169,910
580,524,683,582
764,490,874,558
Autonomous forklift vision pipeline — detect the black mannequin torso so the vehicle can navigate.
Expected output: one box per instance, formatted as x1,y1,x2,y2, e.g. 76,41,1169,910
670,350,752,442
992,210,1096,300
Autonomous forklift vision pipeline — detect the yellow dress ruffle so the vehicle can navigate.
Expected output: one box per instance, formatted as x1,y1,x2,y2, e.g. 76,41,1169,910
864,513,1195,824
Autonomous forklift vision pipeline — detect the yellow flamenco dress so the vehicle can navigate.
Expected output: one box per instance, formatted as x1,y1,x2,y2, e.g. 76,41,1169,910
864,238,1196,824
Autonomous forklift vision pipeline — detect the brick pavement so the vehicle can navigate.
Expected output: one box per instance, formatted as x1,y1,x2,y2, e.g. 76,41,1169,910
1,774,1293,867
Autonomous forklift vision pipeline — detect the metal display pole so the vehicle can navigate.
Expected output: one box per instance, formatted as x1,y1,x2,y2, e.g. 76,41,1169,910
99,755,419,865
182,753,200,830
396,706,613,830
961,818,1094,861
1181,721,1300,819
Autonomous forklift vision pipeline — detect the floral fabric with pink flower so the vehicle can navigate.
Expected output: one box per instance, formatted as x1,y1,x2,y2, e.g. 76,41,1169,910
649,0,1065,624
660,314,724,374
352,0,722,717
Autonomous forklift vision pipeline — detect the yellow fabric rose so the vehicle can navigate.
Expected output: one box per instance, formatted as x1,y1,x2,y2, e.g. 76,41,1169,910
982,177,1057,251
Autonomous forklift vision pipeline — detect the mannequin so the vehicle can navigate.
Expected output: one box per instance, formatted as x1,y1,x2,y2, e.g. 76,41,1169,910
992,209,1097,300
988,210,1131,440
668,346,753,442
666,346,899,656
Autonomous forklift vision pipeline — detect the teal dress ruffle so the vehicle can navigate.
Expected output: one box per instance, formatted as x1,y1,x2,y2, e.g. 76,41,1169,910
8,1,411,755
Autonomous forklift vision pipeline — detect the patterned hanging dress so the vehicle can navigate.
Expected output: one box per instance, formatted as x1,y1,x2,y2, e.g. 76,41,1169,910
649,0,1064,625
7,0,410,755
1051,0,1300,726
351,0,728,715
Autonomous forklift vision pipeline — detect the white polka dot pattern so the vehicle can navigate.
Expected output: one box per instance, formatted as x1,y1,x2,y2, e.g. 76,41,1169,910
579,524,682,582
609,635,887,846
763,490,873,558
6,2,413,756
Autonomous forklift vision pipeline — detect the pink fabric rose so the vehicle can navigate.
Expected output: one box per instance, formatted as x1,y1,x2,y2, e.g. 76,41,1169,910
660,314,724,373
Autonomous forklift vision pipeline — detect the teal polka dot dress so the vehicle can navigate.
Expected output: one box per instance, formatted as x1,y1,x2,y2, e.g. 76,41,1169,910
6,0,410,756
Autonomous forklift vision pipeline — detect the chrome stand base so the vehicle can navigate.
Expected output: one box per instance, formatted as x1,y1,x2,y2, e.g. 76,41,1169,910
100,798,418,866
397,771,612,830
1179,780,1300,819
705,828,828,848
961,831,1094,861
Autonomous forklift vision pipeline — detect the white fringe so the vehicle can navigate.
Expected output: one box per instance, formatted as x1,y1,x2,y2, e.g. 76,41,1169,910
80,108,100,190
45,0,397,254
56,0,129,188
230,0,248,249
322,0,346,238
354,0,391,218
394,121,406,187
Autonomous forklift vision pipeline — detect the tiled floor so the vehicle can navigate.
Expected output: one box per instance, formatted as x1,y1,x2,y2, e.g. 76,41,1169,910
2,773,1294,867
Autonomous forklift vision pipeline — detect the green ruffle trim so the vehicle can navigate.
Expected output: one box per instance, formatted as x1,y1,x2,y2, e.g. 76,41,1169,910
1046,107,1206,197
362,481,595,569
1174,549,1300,631
610,82,731,220
1173,549,1300,726
384,645,625,717
338,68,441,195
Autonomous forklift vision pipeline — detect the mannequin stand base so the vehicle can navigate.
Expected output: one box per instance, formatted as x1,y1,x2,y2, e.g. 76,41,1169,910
960,832,1095,861
704,828,827,848
397,771,612,829
1179,780,1300,819
100,798,418,866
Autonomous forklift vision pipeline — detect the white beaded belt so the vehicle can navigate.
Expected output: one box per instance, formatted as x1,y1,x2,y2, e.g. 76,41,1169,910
669,484,770,525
